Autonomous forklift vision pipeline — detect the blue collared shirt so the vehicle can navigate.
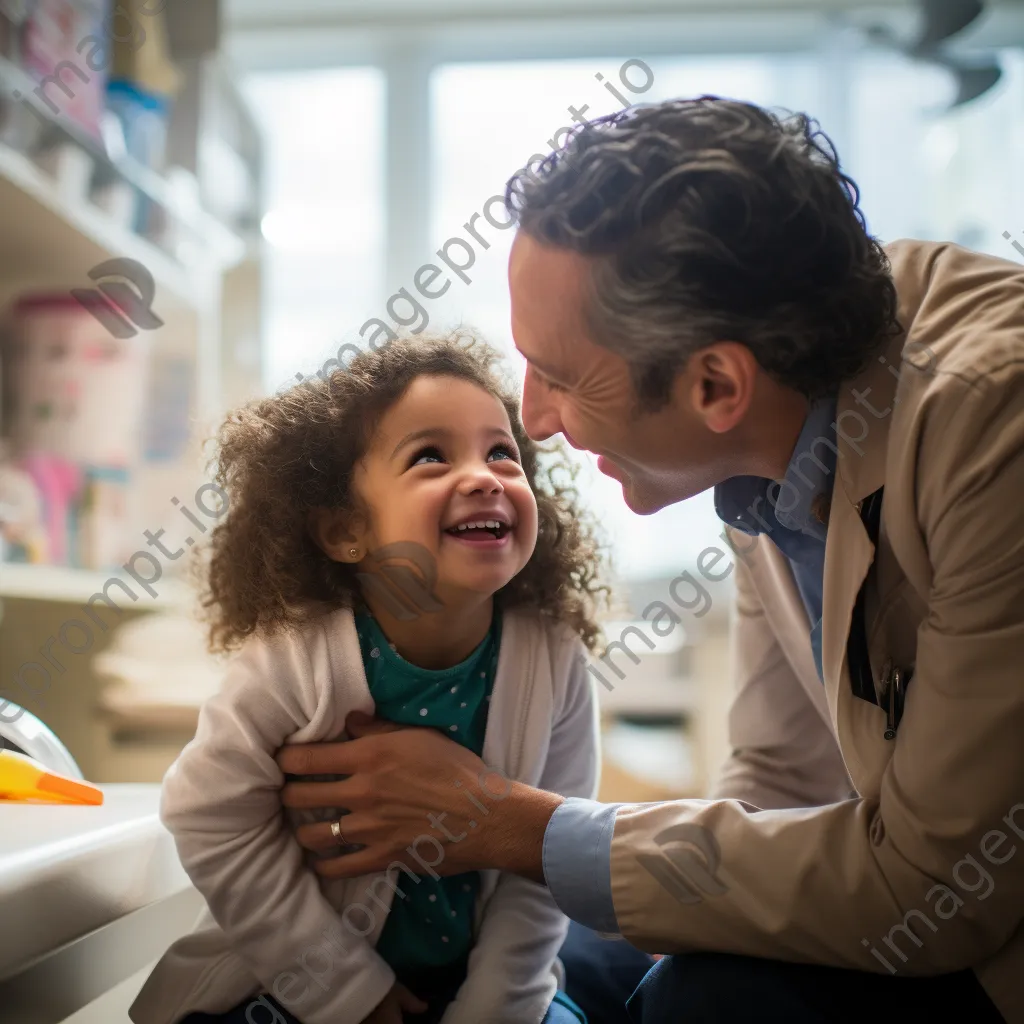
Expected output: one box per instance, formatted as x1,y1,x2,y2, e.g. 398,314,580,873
541,397,839,933
714,396,838,679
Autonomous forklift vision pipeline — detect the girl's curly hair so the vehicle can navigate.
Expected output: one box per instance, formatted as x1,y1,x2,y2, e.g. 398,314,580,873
199,331,608,655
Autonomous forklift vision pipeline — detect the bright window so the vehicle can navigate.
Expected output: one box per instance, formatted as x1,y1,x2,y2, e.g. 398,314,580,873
846,49,1024,252
243,68,386,392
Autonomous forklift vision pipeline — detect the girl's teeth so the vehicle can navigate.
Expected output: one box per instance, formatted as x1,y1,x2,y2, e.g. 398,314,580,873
456,520,502,530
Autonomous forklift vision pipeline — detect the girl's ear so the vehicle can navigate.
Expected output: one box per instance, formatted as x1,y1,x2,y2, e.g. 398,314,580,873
307,508,364,563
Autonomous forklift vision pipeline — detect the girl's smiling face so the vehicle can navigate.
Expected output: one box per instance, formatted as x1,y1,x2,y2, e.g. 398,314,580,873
344,374,539,602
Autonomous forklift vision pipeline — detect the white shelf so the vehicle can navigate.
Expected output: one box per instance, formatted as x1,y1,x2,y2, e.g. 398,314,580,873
0,55,247,275
0,563,190,610
0,141,201,313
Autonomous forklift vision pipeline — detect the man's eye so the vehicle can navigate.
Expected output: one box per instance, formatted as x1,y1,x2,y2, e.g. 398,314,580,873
527,364,568,394
411,446,445,467
487,444,519,463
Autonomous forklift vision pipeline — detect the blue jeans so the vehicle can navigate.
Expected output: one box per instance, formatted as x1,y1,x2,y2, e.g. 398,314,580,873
558,922,655,1024
626,952,1006,1023
545,990,588,1022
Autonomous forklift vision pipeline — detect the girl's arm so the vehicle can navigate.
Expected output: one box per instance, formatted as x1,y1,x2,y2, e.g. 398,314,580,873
160,630,396,1024
440,631,600,1024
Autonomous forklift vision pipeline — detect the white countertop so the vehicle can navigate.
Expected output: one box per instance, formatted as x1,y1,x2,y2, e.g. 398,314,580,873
0,785,191,982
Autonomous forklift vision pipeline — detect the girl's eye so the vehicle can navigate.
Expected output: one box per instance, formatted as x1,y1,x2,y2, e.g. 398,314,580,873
411,445,445,467
487,444,519,463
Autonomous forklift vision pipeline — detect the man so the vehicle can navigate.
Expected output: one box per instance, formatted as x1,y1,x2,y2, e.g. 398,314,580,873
278,98,1024,1022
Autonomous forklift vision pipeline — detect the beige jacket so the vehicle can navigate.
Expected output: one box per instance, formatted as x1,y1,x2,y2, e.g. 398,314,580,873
610,240,1024,1022
130,607,599,1024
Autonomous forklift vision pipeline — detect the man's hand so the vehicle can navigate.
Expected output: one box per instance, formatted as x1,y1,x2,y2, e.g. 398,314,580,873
362,982,428,1023
277,712,564,881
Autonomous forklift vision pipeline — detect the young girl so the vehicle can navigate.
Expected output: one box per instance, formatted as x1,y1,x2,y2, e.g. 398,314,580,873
129,332,607,1024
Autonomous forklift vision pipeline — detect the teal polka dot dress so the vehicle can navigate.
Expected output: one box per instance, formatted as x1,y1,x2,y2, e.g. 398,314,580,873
354,608,500,976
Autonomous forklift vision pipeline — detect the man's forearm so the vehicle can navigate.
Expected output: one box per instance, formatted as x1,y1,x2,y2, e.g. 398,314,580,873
480,782,565,883
484,792,621,932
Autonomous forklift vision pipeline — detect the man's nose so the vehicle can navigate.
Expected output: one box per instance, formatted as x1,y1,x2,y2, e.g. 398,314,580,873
521,371,563,442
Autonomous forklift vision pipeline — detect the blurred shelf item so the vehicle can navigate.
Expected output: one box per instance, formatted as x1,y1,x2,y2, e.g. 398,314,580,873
598,718,700,801
590,617,696,715
599,757,693,803
597,674,697,715
0,563,190,609
603,718,696,791
589,612,733,797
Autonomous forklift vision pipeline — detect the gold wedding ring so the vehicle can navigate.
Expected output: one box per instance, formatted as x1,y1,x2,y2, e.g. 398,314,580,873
330,819,347,847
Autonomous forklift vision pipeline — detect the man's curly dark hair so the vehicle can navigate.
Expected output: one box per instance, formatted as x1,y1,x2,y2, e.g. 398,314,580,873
505,95,901,407
199,331,608,654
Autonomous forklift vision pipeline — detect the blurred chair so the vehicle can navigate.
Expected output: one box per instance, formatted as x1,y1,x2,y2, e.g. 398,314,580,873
92,612,223,782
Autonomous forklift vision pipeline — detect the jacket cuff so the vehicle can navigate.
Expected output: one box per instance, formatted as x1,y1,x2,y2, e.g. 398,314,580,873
543,798,620,934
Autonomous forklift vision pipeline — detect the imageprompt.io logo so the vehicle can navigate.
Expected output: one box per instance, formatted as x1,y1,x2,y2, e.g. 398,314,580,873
71,258,165,340
355,542,444,622
637,823,729,905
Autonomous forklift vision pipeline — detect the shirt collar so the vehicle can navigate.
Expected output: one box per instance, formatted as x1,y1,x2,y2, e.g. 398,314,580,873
714,395,838,541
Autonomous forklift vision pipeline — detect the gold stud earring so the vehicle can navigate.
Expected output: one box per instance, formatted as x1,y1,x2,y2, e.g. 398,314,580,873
348,548,359,559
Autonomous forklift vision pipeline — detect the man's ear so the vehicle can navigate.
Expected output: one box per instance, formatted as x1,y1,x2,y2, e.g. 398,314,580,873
307,508,364,563
691,341,757,434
